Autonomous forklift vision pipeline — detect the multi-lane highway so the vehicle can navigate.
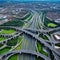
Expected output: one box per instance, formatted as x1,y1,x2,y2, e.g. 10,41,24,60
0,9,60,60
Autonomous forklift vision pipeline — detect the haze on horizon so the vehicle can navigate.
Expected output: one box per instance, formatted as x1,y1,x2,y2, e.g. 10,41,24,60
0,0,60,2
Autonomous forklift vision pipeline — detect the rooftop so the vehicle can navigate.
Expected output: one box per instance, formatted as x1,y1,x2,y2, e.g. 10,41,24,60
46,12,60,23
53,34,60,40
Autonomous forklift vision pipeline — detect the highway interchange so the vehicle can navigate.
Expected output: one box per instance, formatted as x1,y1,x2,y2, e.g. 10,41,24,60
0,9,60,60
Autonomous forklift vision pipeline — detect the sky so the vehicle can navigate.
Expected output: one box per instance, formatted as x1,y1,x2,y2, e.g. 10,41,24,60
0,0,60,2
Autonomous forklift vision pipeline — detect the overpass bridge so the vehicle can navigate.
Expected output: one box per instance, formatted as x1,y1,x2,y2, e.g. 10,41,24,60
0,8,60,60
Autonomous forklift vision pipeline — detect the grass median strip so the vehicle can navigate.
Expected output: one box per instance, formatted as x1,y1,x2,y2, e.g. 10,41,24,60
8,54,18,60
0,29,16,34
14,36,23,50
0,47,11,55
0,36,6,41
47,23,57,28
36,42,48,56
